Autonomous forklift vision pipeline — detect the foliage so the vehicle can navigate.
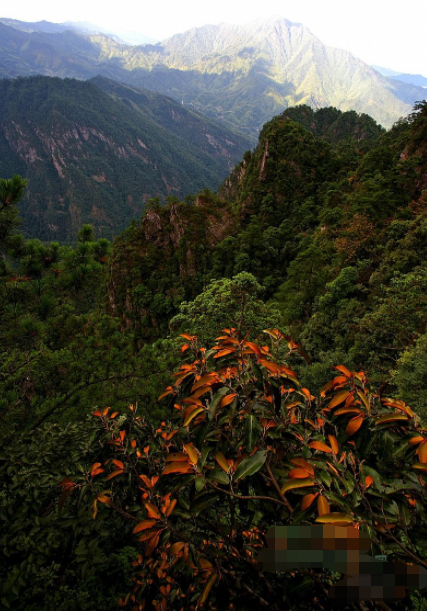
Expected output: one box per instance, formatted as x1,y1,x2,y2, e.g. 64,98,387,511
169,272,281,344
2,98,427,610
62,328,427,611
0,419,139,610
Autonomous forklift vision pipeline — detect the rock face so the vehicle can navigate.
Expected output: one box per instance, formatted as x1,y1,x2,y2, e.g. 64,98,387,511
0,76,250,241
0,18,425,138
106,193,238,341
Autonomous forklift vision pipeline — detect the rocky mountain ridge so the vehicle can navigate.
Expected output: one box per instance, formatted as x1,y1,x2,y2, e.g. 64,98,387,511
0,18,425,138
0,76,250,241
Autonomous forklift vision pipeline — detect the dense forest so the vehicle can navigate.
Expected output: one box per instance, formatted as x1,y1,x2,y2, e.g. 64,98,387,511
1,102,427,611
0,76,250,242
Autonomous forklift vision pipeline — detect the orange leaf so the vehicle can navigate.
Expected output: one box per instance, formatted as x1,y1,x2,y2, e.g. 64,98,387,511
90,462,103,477
110,412,119,419
158,386,175,401
183,443,199,465
219,393,238,408
169,542,186,556
180,334,195,341
133,519,158,534
145,502,161,519
309,441,333,454
417,440,427,463
333,365,352,378
182,397,204,406
162,462,194,475
145,530,162,556
329,391,351,409
214,349,235,359
290,458,315,476
165,453,189,462
334,407,362,416
317,496,331,517
259,359,281,374
374,414,409,425
139,474,151,488
409,436,425,446
357,391,370,411
365,475,374,488
301,388,312,401
97,494,112,505
113,459,125,470
301,493,320,510
244,341,262,356
412,463,427,474
198,571,217,606
326,461,339,476
328,435,339,454
173,371,195,386
105,469,124,481
137,529,159,543
281,478,316,494
192,374,218,392
346,415,364,436
215,452,230,473
183,406,205,426
315,512,354,526
289,468,313,479
191,386,212,399
165,499,177,517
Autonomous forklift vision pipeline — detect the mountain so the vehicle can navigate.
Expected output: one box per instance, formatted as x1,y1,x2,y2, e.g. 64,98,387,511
0,76,250,241
0,18,425,139
389,74,427,88
0,18,157,45
372,65,427,88
105,99,427,406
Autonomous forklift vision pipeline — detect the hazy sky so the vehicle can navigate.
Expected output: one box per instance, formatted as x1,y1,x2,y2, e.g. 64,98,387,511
2,0,426,75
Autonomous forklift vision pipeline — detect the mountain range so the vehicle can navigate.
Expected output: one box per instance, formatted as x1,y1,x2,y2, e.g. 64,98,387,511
0,76,250,241
0,17,157,45
372,65,427,88
0,17,425,139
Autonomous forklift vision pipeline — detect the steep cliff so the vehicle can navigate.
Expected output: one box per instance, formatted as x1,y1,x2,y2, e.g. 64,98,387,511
0,76,250,241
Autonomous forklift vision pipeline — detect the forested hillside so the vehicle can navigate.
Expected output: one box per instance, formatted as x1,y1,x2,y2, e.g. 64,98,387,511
1,102,427,610
0,76,250,241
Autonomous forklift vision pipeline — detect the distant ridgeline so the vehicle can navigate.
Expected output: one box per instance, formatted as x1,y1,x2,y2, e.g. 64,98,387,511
0,17,425,138
0,75,250,241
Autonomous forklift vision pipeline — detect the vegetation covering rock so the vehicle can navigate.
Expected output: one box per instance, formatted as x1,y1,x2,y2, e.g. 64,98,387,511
1,101,427,610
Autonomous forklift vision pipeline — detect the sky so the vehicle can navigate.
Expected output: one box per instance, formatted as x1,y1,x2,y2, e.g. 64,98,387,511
1,0,426,76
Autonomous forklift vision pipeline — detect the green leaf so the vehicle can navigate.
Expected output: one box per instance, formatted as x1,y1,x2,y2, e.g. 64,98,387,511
208,387,229,422
198,446,211,471
207,468,230,485
361,465,384,492
191,494,220,516
245,415,260,453
234,451,267,481
287,576,313,598
195,475,205,492
316,468,332,487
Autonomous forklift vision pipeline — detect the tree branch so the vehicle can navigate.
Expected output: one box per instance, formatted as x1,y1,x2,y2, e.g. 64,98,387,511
205,479,290,509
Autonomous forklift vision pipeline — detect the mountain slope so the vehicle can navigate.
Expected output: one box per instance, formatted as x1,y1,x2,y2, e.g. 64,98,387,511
0,18,425,138
0,76,250,241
